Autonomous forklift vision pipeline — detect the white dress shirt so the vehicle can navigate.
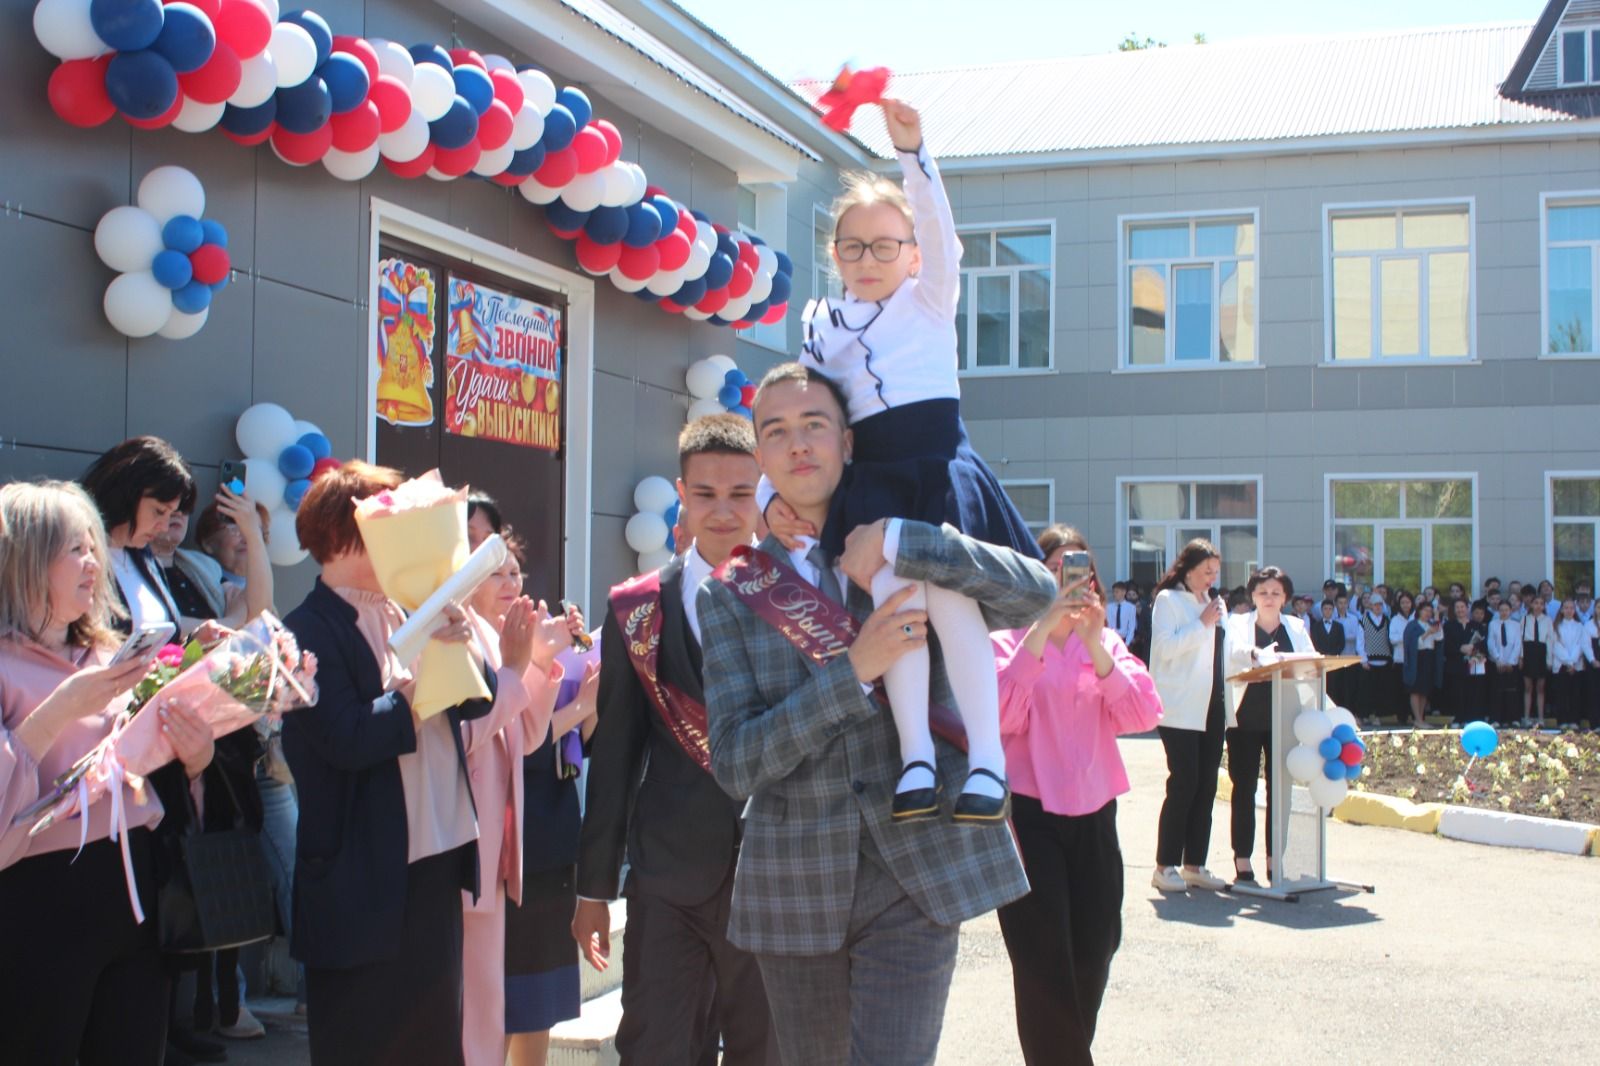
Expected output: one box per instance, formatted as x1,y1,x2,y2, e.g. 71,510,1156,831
681,544,715,647
1388,613,1411,664
1107,599,1137,644
1522,611,1552,647
1550,619,1594,670
1487,617,1522,667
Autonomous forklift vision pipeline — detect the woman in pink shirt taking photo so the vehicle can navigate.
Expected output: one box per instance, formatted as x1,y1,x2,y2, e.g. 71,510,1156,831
990,525,1162,1066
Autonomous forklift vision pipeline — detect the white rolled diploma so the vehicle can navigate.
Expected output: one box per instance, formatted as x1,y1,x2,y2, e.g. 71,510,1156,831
388,534,508,665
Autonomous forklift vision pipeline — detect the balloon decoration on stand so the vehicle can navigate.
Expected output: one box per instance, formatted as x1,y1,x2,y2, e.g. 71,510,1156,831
234,401,341,567
625,475,680,575
1285,705,1366,810
94,165,231,338
684,354,756,421
33,1,794,332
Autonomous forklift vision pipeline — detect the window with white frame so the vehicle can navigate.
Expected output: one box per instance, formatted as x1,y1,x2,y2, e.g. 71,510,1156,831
955,224,1053,372
736,183,788,350
1550,475,1600,595
1001,479,1054,534
1558,27,1600,87
1122,213,1257,367
1327,203,1473,362
812,203,841,306
1544,196,1600,355
1328,478,1474,594
1122,478,1260,590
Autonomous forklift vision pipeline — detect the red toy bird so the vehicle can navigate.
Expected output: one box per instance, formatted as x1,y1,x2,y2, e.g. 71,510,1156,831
816,65,891,132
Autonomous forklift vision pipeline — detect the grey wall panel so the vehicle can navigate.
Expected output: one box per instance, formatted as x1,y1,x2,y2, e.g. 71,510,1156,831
255,155,362,302
250,281,365,459
0,443,105,484
446,182,515,247
590,371,641,517
588,513,630,611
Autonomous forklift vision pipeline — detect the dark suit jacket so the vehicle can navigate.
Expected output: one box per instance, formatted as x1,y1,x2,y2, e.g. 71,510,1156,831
282,579,494,970
1308,617,1347,656
576,554,743,906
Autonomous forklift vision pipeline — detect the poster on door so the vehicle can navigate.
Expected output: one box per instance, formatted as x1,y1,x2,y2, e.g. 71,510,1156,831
375,258,438,428
444,278,563,451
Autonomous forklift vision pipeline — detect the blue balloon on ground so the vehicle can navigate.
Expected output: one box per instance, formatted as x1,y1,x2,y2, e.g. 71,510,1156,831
173,280,213,314
200,219,229,249
151,3,215,74
768,270,792,305
152,249,193,289
409,44,453,71
275,77,332,134
1460,721,1499,758
723,368,747,388
277,444,315,480
429,96,479,149
1317,737,1342,761
583,205,628,245
319,53,370,114
556,86,591,128
280,10,333,66
162,215,203,254
1331,724,1358,744
539,104,576,151
221,97,276,136
623,203,662,248
703,252,734,290
717,384,741,408
105,49,179,120
774,250,794,276
508,144,546,176
284,478,313,511
650,196,678,236
543,200,590,232
452,65,494,115
91,0,166,52
672,276,707,307
1322,759,1346,781
296,432,331,461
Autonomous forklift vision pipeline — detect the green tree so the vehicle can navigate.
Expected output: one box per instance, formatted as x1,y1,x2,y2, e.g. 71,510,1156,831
1118,33,1164,51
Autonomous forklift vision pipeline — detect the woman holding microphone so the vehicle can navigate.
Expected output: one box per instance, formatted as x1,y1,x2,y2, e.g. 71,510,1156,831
992,526,1161,1065
1148,539,1227,893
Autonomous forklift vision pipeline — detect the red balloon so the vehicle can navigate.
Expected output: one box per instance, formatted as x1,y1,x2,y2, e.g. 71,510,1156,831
490,171,525,187
331,36,380,83
727,262,754,299
432,141,481,177
712,222,728,235
489,69,523,113
368,74,411,133
330,100,380,151
477,99,514,151
696,287,730,315
574,234,623,275
48,57,115,128
383,145,436,179
310,457,341,481
759,300,788,325
571,126,608,174
1339,742,1364,767
533,146,578,188
171,0,222,19
593,119,622,165
214,0,272,59
272,123,333,165
189,244,231,285
736,239,760,272
644,184,666,199
448,48,486,71
223,124,273,146
125,94,185,130
739,383,757,406
617,243,661,281
548,221,584,241
732,318,756,331
178,42,241,104
655,230,691,272
659,298,685,314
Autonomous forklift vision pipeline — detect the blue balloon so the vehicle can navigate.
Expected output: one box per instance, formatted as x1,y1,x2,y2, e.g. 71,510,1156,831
275,77,332,134
1331,724,1358,744
774,249,794,276
715,231,739,261
277,444,315,480
623,203,662,248
671,276,708,307
172,280,213,315
717,384,741,408
1322,759,1346,781
583,205,629,245
453,65,494,115
91,0,165,52
665,526,676,553
743,298,771,323
151,3,215,74
429,96,479,149
1317,737,1342,761
732,405,752,419
633,288,662,304
105,49,178,120
650,196,678,236
319,53,370,114
200,219,229,248
703,251,734,290
543,200,591,232
1460,721,1500,758
707,314,730,327
1344,761,1364,781
280,10,333,67
690,209,710,223
723,368,748,388
221,97,276,136
539,103,576,152
556,86,592,128
747,233,765,246
507,144,546,176
409,44,453,71
152,249,193,290
209,273,230,294
296,432,332,461
284,478,313,511
162,215,203,254
768,270,792,305
664,499,681,526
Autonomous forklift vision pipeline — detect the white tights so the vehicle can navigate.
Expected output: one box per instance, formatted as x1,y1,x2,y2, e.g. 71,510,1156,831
870,564,1007,798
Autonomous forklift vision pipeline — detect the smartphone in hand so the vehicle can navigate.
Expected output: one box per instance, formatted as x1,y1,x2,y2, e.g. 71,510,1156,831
1058,551,1093,603
108,622,177,666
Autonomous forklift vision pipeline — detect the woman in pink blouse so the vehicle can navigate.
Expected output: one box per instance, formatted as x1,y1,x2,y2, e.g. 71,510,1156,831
0,481,213,1066
991,525,1162,1066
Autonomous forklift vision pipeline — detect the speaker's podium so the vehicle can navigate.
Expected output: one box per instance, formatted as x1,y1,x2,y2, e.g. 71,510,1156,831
1225,653,1376,903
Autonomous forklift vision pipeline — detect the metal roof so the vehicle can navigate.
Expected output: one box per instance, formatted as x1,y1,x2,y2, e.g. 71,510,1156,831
790,24,1588,160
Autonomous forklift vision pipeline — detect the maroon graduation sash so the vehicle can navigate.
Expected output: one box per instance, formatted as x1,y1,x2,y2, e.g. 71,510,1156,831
713,545,967,751
609,570,712,773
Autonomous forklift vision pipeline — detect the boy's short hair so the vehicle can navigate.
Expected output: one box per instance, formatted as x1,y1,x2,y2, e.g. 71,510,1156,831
1111,580,1127,592
751,363,851,428
678,413,757,475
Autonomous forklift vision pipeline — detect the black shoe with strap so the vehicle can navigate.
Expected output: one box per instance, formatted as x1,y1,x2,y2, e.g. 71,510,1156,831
890,761,942,822
952,767,1010,824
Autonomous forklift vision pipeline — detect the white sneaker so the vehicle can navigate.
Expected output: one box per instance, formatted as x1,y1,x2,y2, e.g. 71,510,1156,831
217,1005,266,1040
1151,866,1187,892
1180,866,1228,891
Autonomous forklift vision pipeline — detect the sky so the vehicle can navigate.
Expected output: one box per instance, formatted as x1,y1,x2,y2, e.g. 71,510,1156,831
673,0,1548,82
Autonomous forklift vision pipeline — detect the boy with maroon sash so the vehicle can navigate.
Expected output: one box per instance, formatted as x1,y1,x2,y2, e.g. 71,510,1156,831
573,415,778,1066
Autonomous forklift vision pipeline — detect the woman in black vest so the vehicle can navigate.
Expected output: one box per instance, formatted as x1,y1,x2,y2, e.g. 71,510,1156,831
1355,594,1396,723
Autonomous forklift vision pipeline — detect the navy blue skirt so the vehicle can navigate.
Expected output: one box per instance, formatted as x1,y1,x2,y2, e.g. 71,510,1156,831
822,399,1044,560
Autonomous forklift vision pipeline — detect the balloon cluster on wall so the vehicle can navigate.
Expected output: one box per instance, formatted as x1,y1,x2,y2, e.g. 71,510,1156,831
93,165,231,338
34,0,793,331
684,354,754,421
235,401,340,566
626,476,680,575
1285,706,1365,810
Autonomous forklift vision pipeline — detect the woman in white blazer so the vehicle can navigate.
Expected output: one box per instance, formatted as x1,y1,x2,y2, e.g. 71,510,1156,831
1147,539,1226,894
1220,567,1313,884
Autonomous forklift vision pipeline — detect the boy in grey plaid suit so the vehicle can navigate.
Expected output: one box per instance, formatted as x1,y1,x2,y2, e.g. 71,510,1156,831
698,365,1055,1064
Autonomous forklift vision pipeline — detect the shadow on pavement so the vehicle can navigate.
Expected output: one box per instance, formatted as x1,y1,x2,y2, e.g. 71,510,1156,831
1148,887,1380,931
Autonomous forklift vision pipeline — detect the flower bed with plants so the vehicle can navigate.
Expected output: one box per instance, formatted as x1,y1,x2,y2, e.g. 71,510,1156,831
1353,730,1600,824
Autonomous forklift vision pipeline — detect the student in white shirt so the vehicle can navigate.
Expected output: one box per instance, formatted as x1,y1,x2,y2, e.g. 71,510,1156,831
1107,582,1138,646
1486,601,1523,726
1521,594,1552,727
1387,591,1414,673
1549,598,1593,723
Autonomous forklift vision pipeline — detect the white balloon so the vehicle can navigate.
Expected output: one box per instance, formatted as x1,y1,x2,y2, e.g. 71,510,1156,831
509,104,544,151
1308,774,1349,810
693,216,717,256
258,0,279,21
625,511,669,553
156,306,209,339
269,22,317,89
323,144,380,181
137,165,205,226
425,167,453,182
242,457,288,509
368,38,414,86
518,177,561,206
609,267,648,294
747,269,773,305
479,53,512,73
647,268,685,297
516,68,557,114
377,108,429,162
560,172,605,213
172,96,226,133
632,476,678,514
756,244,779,278
682,306,712,321
598,164,635,208
687,396,725,421
93,205,163,273
1285,744,1323,786
230,51,278,108
1292,709,1332,747
637,547,674,574
410,62,455,122
33,0,108,60
722,295,753,323
1326,705,1360,734
236,402,300,458
266,506,309,567
103,272,174,338
471,142,516,178
626,163,648,204
681,241,711,282
685,358,727,399
705,354,739,375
